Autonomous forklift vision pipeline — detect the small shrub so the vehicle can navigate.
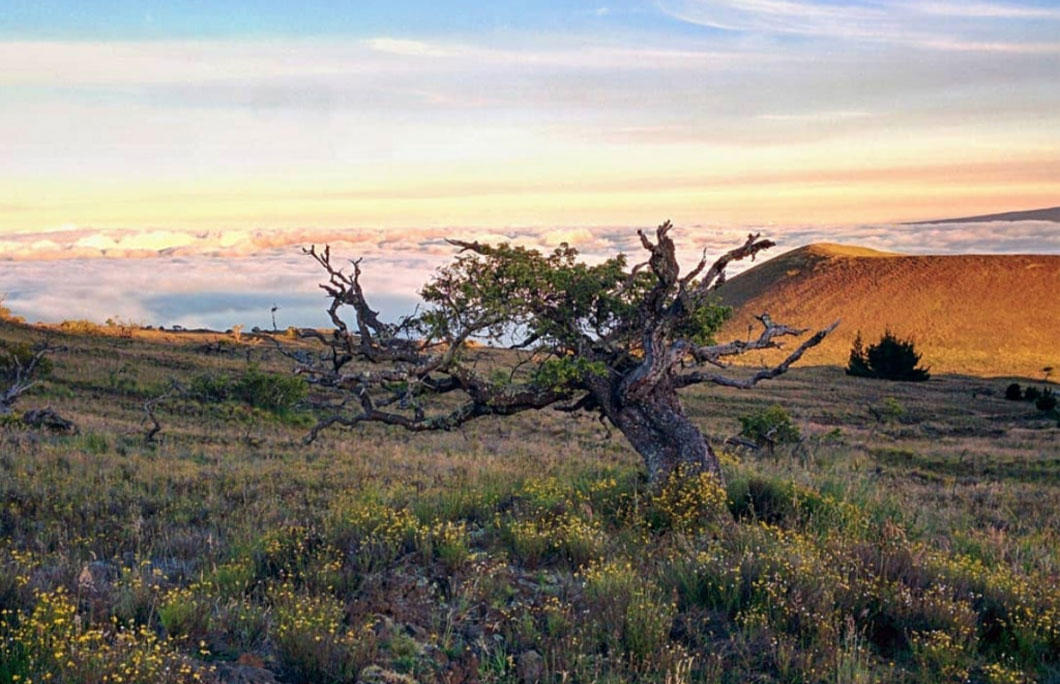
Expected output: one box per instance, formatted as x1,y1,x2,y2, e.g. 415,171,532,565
647,467,729,534
159,585,213,643
739,404,801,449
1004,383,1023,401
727,475,796,524
846,329,930,382
190,365,307,413
423,520,471,571
1023,386,1041,402
1035,389,1057,413
236,365,308,412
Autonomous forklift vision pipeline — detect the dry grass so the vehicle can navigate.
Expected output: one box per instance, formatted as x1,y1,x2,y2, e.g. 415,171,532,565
1,319,1059,683
717,245,1060,378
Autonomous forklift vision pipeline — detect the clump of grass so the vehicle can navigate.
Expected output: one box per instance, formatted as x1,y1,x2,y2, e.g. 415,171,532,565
580,558,678,669
270,583,376,682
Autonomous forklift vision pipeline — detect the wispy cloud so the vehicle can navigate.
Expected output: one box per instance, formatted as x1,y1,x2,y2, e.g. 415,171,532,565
658,0,1060,52
365,37,456,57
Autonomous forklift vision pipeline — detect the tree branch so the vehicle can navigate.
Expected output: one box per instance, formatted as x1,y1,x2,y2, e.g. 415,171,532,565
675,320,840,389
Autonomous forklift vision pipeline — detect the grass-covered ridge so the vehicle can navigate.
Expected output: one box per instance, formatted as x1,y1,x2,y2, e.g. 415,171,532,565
1,320,1058,683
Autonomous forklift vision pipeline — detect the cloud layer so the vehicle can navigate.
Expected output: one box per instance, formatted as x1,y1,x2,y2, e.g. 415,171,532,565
2,221,1057,328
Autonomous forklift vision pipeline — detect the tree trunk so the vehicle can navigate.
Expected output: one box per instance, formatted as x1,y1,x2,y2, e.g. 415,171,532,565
608,388,722,485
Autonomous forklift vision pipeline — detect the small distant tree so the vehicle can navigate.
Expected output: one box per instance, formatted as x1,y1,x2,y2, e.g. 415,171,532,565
1004,383,1023,401
295,222,837,485
846,330,930,382
846,332,873,378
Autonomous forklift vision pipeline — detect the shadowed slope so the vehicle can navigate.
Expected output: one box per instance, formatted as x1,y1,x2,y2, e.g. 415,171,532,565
717,244,1060,377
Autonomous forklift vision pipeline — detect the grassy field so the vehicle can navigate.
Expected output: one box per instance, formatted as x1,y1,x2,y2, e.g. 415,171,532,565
2,320,1059,683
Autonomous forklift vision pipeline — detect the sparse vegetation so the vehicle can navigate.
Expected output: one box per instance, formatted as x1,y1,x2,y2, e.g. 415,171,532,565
846,329,931,381
2,315,1059,683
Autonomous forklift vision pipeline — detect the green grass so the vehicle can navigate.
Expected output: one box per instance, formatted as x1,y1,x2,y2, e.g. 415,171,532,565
1,319,1059,683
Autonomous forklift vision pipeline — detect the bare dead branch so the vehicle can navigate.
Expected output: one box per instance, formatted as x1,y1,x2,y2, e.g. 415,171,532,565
676,320,840,389
1,342,62,415
143,380,185,443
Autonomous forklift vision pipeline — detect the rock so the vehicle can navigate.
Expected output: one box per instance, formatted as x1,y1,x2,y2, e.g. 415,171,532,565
77,560,117,595
517,650,544,684
357,665,418,684
22,408,78,434
213,660,279,684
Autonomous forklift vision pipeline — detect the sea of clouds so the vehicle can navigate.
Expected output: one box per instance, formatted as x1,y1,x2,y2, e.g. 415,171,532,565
1,221,1057,329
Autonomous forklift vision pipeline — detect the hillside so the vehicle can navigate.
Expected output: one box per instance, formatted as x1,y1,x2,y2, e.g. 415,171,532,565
717,244,1060,377
911,205,1060,224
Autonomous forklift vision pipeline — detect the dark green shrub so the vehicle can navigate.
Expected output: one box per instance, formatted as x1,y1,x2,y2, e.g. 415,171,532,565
1036,389,1057,413
190,365,307,413
237,366,308,412
1004,383,1023,401
188,372,234,404
846,329,930,382
726,474,796,524
738,404,801,449
1023,386,1042,402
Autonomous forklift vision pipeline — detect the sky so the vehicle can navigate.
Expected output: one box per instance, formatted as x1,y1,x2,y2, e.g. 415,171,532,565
0,0,1058,325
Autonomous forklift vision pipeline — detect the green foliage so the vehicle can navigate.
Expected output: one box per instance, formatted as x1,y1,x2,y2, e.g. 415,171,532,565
739,403,801,447
671,297,732,346
416,240,730,379
189,364,307,412
1036,389,1057,413
1005,383,1023,401
532,356,608,389
847,329,931,382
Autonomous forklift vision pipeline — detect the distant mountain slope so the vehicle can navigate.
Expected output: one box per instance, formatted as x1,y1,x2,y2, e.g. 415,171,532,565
716,244,1060,377
911,206,1060,224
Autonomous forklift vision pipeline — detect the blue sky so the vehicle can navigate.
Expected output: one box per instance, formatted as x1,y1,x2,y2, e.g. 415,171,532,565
0,1,682,39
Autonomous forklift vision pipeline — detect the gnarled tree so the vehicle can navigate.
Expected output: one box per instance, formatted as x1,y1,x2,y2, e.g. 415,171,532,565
297,222,837,484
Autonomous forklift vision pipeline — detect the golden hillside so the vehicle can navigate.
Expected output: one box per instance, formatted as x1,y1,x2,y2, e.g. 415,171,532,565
716,243,1060,378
